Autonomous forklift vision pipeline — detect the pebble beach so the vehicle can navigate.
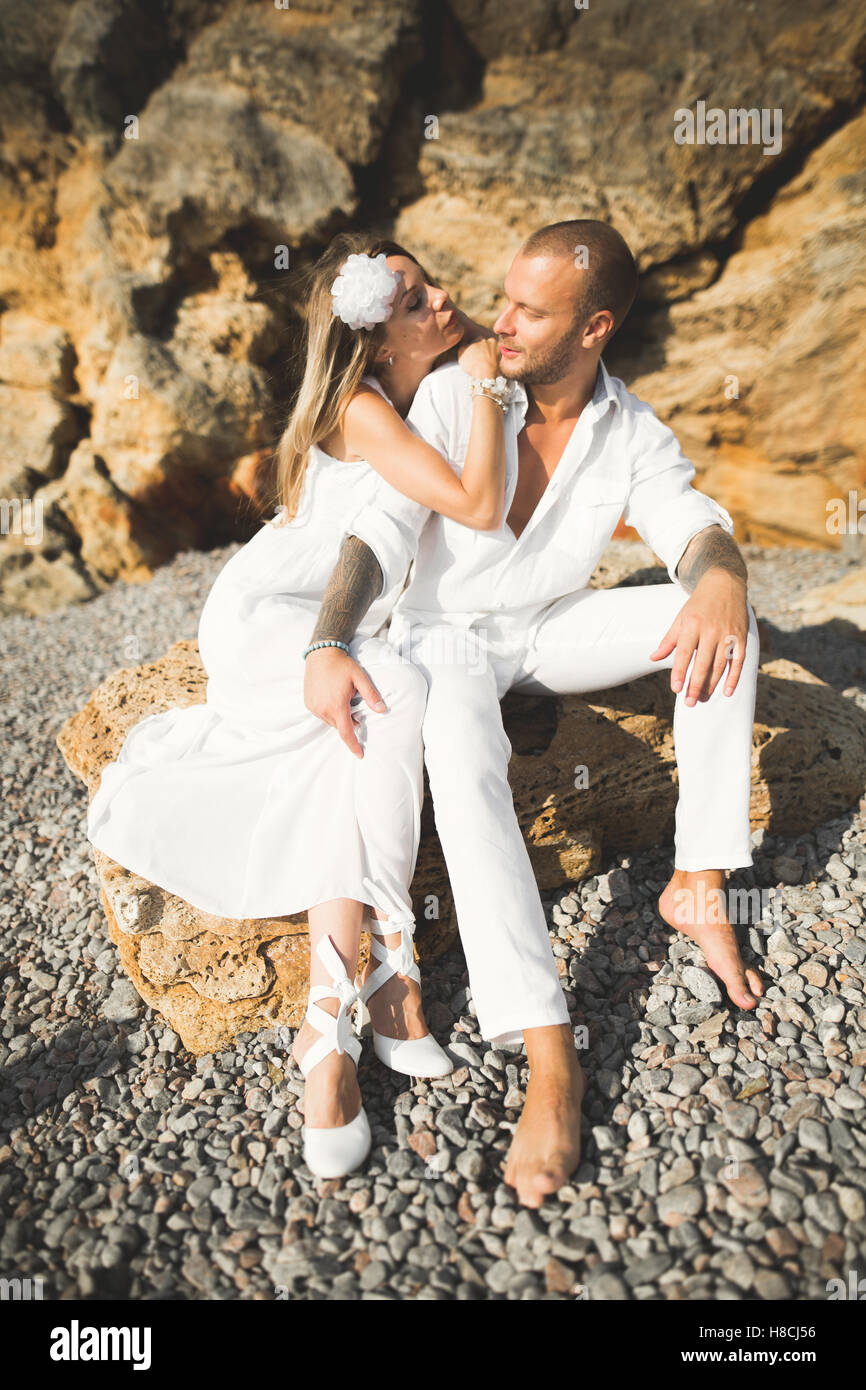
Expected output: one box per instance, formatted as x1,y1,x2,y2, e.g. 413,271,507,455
2,539,865,1301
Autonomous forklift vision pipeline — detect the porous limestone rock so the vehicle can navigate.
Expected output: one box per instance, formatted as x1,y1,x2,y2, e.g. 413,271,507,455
57,618,866,1054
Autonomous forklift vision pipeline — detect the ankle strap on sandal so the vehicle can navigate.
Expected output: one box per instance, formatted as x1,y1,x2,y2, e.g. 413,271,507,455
359,913,420,1002
300,935,362,1074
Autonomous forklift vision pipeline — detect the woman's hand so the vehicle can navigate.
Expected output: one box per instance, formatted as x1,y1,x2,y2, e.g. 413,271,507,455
342,385,505,530
457,335,502,381
454,310,497,346
431,310,496,369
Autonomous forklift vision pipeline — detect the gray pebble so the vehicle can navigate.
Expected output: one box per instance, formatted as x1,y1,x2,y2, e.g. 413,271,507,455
102,980,142,1023
798,1118,830,1155
720,1102,760,1140
669,1064,704,1097
681,967,723,1004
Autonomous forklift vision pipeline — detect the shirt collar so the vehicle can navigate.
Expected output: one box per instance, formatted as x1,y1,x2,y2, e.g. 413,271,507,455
510,358,619,422
594,358,619,411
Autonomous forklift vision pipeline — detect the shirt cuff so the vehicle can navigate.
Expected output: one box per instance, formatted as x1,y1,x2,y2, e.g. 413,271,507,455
663,495,736,584
338,502,413,603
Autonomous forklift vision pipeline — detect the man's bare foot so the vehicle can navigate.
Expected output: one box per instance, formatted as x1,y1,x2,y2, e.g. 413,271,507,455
357,929,430,1042
292,998,362,1129
503,1025,586,1209
658,868,764,1010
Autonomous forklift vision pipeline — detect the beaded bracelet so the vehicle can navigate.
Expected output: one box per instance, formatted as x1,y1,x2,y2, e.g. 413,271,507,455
303,639,351,660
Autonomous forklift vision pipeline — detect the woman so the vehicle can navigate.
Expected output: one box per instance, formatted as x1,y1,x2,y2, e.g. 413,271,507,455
86,230,512,1178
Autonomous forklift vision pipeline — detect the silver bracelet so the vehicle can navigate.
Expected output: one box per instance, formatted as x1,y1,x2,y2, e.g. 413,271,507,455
470,375,514,410
473,389,508,413
303,639,350,660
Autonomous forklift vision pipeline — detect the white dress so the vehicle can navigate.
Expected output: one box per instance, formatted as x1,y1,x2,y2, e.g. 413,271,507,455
86,377,428,924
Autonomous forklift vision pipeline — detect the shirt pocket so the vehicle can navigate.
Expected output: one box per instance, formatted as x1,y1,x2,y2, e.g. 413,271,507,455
575,472,627,531
550,485,626,580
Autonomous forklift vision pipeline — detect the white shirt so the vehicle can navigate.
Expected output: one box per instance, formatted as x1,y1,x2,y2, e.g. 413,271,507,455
342,359,735,632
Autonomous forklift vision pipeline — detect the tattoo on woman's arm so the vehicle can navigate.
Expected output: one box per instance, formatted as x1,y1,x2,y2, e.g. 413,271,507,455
676,525,748,593
309,536,384,645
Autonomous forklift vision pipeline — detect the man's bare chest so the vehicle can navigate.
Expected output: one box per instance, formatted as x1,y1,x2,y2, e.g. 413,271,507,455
506,424,574,541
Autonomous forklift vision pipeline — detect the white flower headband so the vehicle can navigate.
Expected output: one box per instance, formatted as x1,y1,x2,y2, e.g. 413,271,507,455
330,252,402,332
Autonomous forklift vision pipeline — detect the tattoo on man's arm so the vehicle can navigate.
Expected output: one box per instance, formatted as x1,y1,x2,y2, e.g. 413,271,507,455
676,525,748,593
309,536,384,645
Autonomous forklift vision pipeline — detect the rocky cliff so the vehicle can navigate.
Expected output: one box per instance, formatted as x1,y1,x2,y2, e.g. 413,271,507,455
1,0,864,614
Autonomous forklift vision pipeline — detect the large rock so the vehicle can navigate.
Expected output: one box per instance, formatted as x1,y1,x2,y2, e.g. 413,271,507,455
57,600,866,1054
396,6,866,553
0,0,423,612
787,568,866,639
447,0,576,60
1,0,866,615
395,0,866,308
615,111,866,549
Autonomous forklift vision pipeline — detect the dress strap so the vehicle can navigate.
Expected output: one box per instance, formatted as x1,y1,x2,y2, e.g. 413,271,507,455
361,374,396,410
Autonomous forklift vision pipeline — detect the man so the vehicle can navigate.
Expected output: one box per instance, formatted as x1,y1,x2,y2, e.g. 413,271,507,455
304,219,762,1208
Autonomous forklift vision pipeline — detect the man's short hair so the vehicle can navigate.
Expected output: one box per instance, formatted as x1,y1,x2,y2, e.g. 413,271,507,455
519,219,638,338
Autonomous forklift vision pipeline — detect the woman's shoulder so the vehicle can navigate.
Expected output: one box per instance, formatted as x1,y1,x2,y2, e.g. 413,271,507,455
318,383,391,460
351,379,395,411
359,373,393,404
343,381,400,436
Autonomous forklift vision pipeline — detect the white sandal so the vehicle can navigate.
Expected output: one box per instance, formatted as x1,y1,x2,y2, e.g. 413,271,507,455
298,935,371,1179
354,914,453,1078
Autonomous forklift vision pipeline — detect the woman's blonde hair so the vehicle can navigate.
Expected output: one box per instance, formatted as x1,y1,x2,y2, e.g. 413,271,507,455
271,231,431,524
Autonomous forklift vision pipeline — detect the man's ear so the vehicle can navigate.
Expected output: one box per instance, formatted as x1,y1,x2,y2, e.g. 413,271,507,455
583,310,614,349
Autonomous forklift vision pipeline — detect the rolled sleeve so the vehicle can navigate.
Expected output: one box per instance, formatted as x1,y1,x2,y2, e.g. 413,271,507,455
661,493,735,584
339,484,430,602
621,401,735,583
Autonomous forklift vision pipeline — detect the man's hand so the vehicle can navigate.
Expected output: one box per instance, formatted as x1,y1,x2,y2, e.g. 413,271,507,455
301,534,387,755
649,571,749,704
303,647,387,758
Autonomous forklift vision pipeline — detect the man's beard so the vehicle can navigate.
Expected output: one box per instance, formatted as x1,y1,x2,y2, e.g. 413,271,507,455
499,313,586,386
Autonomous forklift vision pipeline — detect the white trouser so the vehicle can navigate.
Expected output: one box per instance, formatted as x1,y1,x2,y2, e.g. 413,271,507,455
391,582,760,1046
345,636,429,927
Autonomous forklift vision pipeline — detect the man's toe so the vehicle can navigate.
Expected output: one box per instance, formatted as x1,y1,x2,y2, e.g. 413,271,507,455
535,1168,562,1199
518,1180,545,1209
728,971,757,1008
745,967,763,997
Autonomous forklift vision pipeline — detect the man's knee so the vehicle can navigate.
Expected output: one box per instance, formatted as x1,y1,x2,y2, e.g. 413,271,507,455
361,655,429,723
421,674,510,785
